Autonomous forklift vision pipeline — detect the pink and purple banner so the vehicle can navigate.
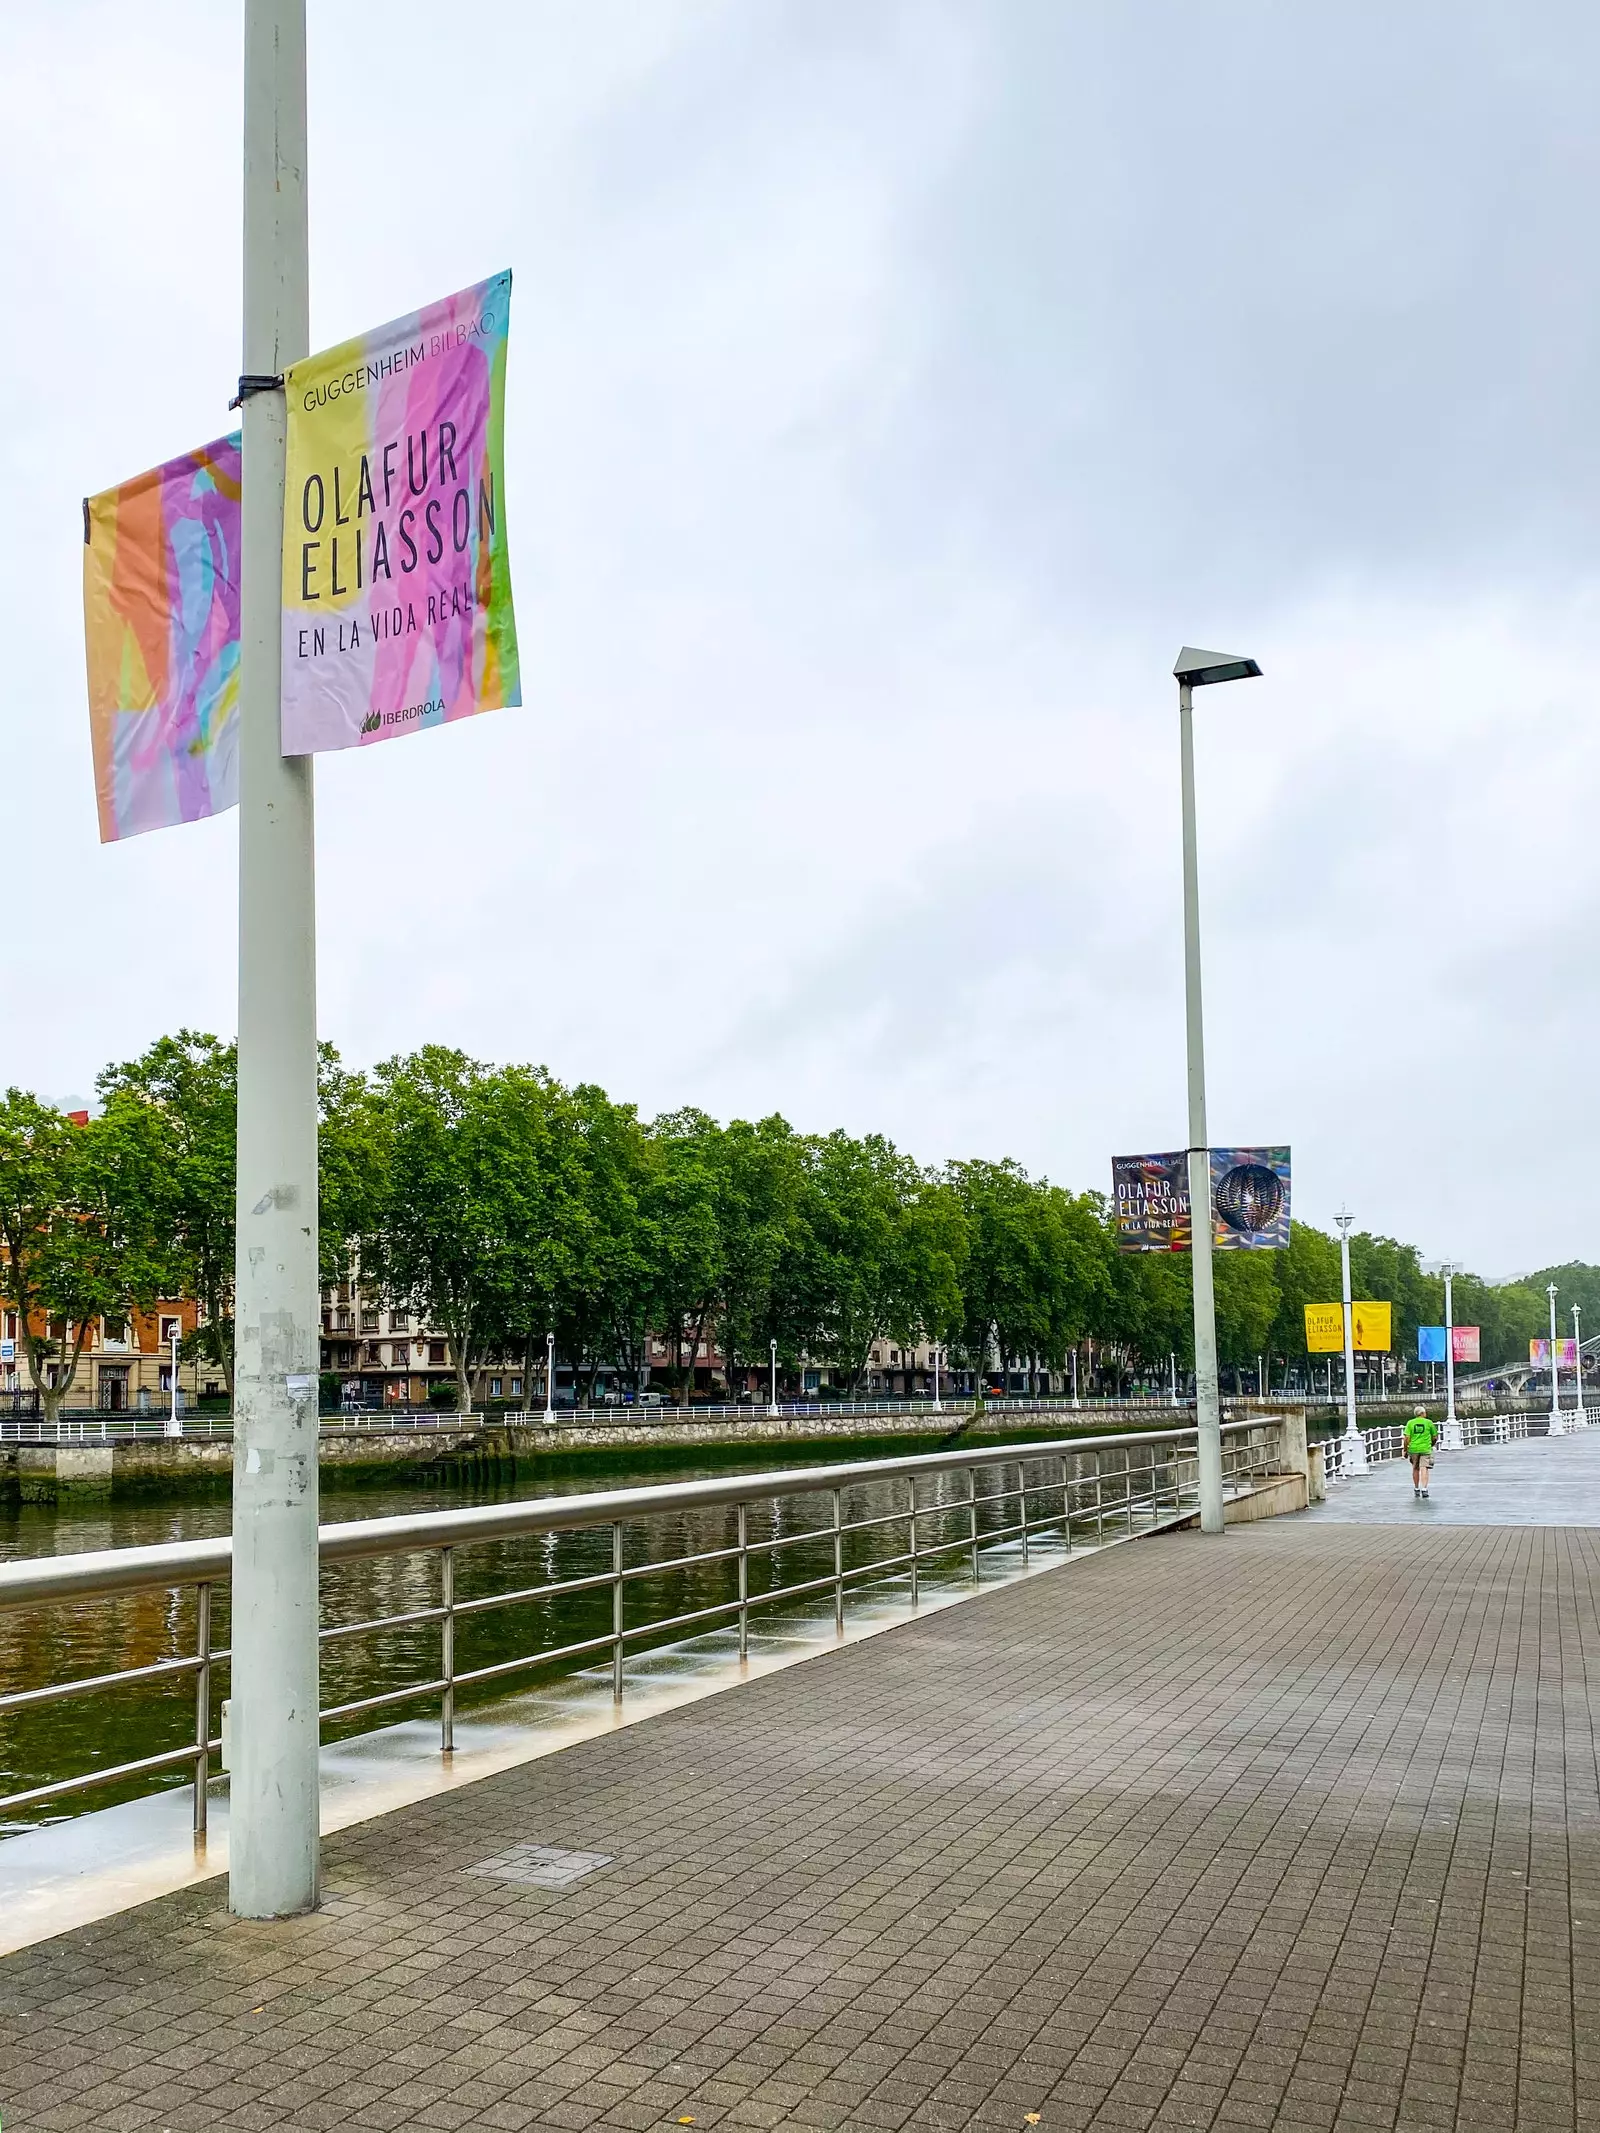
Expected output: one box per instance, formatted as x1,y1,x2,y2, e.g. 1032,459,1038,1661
82,435,242,841
279,272,520,754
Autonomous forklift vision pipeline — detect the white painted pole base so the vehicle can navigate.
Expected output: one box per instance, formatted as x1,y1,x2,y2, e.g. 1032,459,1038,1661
1440,1415,1463,1451
1341,1417,1369,1476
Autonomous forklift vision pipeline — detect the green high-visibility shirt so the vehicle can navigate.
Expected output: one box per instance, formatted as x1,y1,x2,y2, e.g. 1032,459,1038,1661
1405,1416,1438,1456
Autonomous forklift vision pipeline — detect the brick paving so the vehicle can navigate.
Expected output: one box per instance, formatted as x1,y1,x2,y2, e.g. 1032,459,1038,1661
3,1515,1599,2131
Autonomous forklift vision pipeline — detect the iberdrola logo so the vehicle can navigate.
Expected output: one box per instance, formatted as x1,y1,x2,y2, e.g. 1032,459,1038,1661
360,709,382,734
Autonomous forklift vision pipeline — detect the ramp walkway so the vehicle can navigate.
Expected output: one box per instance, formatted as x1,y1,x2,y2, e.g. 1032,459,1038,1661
3,1444,1599,2130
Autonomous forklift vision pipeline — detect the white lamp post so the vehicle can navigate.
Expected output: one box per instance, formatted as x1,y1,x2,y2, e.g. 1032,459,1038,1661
1335,1208,1367,1474
1573,1304,1587,1427
1548,1283,1566,1435
1440,1263,1463,1450
544,1330,555,1424
768,1337,779,1417
1174,647,1262,1532
165,1323,182,1439
932,1343,943,1413
1169,1350,1178,1409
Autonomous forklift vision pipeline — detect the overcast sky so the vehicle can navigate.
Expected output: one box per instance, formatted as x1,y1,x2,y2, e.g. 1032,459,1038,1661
4,1,1597,1275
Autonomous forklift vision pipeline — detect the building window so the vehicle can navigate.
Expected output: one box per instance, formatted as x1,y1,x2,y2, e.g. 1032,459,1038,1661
511,1377,523,1397
336,1310,353,1331
392,1345,410,1369
490,1378,503,1398
360,1312,379,1333
389,1313,410,1334
428,1342,446,1366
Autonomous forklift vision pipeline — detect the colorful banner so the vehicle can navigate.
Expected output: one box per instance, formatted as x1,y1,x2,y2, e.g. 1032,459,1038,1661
83,435,242,841
1530,1338,1578,1368
1112,1151,1190,1251
1209,1146,1290,1250
1305,1305,1344,1354
280,272,520,754
1113,1145,1290,1252
1305,1301,1391,1352
1453,1326,1480,1364
1417,1325,1446,1363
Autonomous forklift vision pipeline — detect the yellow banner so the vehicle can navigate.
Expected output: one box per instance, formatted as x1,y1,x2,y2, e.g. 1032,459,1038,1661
1304,1301,1392,1353
1353,1301,1391,1353
1304,1304,1344,1353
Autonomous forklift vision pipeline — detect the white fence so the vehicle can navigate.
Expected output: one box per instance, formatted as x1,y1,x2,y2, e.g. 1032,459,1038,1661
1319,1408,1587,1481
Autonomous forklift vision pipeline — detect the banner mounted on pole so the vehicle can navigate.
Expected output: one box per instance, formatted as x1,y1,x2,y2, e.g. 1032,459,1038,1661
1305,1301,1391,1353
1417,1325,1447,1363
1112,1144,1291,1252
1208,1146,1290,1251
1452,1326,1480,1363
1531,1337,1577,1368
280,272,520,754
83,435,243,841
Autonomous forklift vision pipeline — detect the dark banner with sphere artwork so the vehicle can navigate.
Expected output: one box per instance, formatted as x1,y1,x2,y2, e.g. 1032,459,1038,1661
1112,1146,1290,1252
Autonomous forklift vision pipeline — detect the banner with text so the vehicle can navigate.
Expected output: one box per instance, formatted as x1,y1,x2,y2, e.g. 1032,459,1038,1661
83,435,242,841
1113,1145,1291,1252
281,273,520,754
1453,1326,1480,1363
1305,1301,1392,1353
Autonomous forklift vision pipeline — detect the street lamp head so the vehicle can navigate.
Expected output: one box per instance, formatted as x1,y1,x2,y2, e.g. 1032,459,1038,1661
1173,646,1263,688
1334,1206,1354,1235
1549,1282,1559,1301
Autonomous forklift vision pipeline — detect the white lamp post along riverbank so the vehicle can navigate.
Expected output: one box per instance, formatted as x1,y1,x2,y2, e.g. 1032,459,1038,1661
1174,647,1262,1534
1573,1304,1586,1428
1335,1208,1367,1474
544,1331,555,1424
768,1338,779,1417
1441,1264,1462,1450
1548,1283,1566,1435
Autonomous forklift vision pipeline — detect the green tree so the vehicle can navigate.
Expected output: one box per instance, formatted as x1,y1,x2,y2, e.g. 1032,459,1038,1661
97,1031,238,1393
0,1089,172,1422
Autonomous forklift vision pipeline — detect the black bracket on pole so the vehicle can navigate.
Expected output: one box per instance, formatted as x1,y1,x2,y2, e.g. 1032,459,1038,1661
229,373,285,411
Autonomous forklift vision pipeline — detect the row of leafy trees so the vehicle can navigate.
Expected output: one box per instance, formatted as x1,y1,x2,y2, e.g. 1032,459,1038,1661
0,1029,1582,1416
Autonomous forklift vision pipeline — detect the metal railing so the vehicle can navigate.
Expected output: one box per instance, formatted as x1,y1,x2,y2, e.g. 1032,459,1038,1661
1318,1408,1587,1480
0,1417,1289,1835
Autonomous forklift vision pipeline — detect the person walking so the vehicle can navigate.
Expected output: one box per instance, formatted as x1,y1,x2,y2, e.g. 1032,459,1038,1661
1405,1407,1438,1498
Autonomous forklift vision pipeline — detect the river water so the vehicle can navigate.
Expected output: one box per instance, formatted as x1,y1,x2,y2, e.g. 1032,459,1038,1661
1,1441,1097,1834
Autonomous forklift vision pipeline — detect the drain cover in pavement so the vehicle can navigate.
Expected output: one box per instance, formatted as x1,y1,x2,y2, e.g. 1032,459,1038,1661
466,1844,613,1889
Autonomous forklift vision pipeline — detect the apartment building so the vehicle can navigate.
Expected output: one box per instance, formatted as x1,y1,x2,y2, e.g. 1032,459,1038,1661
1,1301,210,1412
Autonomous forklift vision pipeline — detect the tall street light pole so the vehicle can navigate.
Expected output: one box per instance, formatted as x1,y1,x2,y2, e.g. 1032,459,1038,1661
1441,1263,1462,1450
544,1331,555,1424
230,0,320,1921
1174,647,1262,1534
1335,1208,1367,1474
1548,1282,1565,1435
768,1337,779,1417
1574,1304,1586,1428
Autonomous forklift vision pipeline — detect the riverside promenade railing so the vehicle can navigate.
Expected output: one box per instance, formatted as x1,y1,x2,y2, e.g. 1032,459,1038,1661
0,1418,1287,1836
1320,1408,1586,1480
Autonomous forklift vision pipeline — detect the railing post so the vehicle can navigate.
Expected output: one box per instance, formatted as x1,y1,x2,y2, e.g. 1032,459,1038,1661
439,1547,455,1755
907,1478,919,1606
737,1501,750,1661
1060,1456,1071,1555
1095,1459,1105,1548
612,1522,625,1702
831,1488,844,1633
1019,1461,1030,1565
969,1469,980,1584
193,1582,212,1837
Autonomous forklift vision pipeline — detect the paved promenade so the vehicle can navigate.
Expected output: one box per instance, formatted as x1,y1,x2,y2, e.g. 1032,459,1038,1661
3,1467,1599,2130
